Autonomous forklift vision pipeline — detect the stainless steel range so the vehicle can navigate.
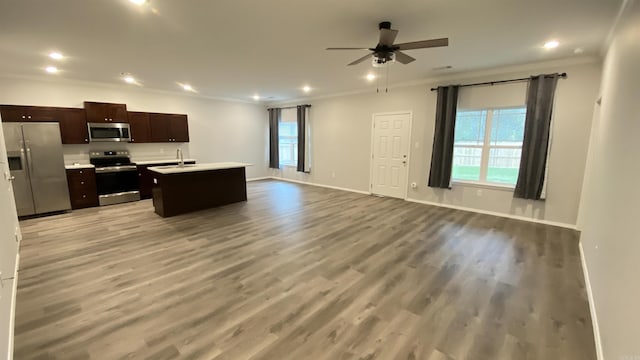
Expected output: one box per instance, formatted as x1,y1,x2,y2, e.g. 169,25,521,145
90,150,140,206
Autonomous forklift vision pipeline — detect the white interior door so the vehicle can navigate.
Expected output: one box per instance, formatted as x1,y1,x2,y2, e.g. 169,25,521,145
370,112,411,198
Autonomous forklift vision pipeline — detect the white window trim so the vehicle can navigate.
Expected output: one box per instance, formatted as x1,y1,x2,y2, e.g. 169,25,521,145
451,180,515,191
453,106,525,188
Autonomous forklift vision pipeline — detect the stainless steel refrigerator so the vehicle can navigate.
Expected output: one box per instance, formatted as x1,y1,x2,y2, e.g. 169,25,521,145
2,122,71,216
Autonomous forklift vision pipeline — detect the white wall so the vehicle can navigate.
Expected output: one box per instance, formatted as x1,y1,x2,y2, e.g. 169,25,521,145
578,2,640,359
272,59,602,227
0,77,269,179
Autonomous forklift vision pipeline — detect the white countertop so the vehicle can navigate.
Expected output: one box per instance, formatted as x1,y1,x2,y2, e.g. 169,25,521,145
65,164,95,170
148,162,252,174
133,158,197,165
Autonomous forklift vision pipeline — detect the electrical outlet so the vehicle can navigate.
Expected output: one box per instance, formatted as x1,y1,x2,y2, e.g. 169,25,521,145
331,171,336,179
411,182,417,189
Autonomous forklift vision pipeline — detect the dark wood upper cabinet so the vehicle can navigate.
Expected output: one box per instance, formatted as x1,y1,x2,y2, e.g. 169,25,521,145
84,101,128,123
170,114,189,142
148,113,189,142
149,113,172,142
1,105,88,144
0,105,58,122
128,111,151,143
2,103,188,144
57,108,89,144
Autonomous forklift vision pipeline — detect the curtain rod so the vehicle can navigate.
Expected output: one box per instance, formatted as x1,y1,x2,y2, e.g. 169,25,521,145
267,104,312,110
429,72,567,92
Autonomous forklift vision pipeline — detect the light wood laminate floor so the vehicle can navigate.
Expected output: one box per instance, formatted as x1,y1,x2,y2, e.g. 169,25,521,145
14,180,596,359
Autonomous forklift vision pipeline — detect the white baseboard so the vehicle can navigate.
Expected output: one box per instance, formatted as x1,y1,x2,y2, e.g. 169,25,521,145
579,242,603,360
269,177,371,195
405,197,576,230
246,176,272,182
262,178,576,229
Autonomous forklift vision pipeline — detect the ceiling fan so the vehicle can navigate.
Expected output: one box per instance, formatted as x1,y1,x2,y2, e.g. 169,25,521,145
327,21,448,67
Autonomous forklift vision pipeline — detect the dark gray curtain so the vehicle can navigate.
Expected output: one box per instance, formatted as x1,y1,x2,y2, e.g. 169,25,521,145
514,74,559,200
296,105,310,172
268,108,280,169
428,85,459,188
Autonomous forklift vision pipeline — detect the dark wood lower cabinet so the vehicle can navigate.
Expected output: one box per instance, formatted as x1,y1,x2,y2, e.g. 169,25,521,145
66,168,99,209
151,167,247,217
137,161,196,199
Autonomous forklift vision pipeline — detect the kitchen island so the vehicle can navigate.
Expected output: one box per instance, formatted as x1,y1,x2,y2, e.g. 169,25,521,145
148,162,252,217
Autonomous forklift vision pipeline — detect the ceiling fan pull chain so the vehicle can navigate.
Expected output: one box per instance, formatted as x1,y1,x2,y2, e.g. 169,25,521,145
386,65,389,93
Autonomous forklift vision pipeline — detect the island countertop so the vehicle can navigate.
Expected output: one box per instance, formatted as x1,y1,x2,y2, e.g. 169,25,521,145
148,162,252,175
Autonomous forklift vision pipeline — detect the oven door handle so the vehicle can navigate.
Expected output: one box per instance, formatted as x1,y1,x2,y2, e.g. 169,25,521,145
95,165,138,173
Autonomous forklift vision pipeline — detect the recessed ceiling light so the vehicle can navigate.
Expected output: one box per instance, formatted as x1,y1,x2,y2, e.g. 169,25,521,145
49,52,63,60
253,95,260,101
543,40,559,49
574,48,584,54
129,0,146,5
302,86,311,93
182,84,193,91
366,73,376,81
124,76,136,84
45,66,59,74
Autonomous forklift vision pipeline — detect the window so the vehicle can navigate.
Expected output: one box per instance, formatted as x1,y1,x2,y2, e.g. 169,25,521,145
452,107,526,186
278,109,298,166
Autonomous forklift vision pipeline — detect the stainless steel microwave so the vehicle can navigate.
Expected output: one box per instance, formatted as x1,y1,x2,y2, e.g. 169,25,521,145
88,123,131,142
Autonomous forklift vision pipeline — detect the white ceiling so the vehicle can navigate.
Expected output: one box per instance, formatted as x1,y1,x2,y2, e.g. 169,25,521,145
0,0,622,102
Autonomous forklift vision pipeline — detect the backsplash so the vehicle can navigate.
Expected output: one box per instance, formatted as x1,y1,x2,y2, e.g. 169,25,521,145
63,143,192,165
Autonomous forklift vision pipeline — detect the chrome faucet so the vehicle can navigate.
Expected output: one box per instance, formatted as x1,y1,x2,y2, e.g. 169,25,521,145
177,148,184,168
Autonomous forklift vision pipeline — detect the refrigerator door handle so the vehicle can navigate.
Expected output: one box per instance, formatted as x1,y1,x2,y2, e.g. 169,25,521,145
26,146,34,176
19,147,27,175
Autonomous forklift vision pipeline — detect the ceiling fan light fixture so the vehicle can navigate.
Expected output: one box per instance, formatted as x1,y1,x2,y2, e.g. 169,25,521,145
366,73,376,81
372,53,395,68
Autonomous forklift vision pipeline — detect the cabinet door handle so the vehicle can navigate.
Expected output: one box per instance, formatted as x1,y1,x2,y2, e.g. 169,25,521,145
80,181,85,185
79,171,83,174
84,138,88,142
82,195,86,198
21,115,25,119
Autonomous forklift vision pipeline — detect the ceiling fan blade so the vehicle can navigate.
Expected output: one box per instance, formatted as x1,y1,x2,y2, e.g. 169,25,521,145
348,53,373,66
378,28,398,46
326,47,369,50
394,51,416,64
395,38,449,50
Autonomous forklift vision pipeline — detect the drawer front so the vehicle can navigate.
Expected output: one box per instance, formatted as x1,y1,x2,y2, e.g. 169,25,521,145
66,169,99,209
